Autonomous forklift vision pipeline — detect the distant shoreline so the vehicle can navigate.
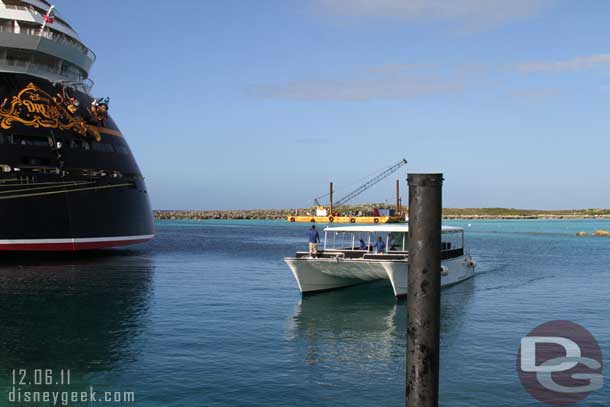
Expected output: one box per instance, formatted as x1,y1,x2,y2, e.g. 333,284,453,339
153,208,610,221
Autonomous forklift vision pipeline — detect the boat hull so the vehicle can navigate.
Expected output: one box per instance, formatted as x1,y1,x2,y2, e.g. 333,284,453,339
0,179,154,251
284,256,475,297
0,73,155,251
287,215,401,224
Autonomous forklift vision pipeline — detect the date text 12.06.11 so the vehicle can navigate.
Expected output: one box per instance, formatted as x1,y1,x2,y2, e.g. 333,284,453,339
12,369,71,386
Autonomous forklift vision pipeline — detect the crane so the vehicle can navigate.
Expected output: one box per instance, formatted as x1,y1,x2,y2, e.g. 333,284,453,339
334,158,407,207
288,158,408,223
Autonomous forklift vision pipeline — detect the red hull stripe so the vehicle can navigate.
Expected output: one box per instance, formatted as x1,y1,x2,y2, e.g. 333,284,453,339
0,235,154,251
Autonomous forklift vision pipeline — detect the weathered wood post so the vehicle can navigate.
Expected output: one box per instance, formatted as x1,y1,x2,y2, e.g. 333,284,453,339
329,182,334,216
406,173,443,407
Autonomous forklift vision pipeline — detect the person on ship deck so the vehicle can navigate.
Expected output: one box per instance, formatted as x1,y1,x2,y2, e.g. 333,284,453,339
359,239,367,250
307,225,320,258
375,236,386,254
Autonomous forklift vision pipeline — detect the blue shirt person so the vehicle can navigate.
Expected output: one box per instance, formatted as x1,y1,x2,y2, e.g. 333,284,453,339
375,236,386,254
359,239,367,250
307,225,320,257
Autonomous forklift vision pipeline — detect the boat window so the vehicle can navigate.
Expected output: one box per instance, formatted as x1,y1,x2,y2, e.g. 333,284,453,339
325,232,364,251
441,230,463,251
355,232,372,251
367,232,390,252
21,156,51,167
11,134,52,147
333,232,347,250
70,139,90,150
114,145,130,155
388,232,407,252
91,142,115,153
5,49,31,67
112,138,131,155
324,230,414,252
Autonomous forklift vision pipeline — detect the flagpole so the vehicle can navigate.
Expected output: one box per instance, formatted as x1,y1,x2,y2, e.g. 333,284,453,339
38,5,55,36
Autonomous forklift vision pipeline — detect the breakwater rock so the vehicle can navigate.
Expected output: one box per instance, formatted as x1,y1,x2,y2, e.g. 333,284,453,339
154,209,296,221
154,208,610,221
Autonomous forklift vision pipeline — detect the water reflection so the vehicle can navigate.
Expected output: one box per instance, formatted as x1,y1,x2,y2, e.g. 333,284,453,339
0,250,154,373
289,279,476,365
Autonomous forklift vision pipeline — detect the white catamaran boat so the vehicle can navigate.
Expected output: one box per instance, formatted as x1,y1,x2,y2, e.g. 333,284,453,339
284,225,476,297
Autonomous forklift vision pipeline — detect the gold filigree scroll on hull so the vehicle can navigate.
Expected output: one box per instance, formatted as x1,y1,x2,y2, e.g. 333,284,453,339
0,83,99,140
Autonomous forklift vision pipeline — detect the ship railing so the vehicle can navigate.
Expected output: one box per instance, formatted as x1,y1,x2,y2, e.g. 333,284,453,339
1,4,29,11
72,78,94,93
37,29,96,62
54,78,95,94
0,17,96,62
0,58,87,85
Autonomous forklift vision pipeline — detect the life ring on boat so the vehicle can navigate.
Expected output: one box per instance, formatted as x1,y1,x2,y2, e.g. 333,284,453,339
310,218,316,223
440,265,449,276
350,218,356,223
374,218,380,224
328,216,334,223
289,217,295,222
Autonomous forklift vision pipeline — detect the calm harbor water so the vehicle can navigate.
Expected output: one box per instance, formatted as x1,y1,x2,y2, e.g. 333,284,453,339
0,219,609,406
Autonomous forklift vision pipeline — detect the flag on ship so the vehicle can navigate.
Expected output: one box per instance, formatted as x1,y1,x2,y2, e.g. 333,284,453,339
43,6,55,24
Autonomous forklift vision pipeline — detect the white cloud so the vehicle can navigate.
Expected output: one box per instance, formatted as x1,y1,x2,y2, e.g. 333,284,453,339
247,72,464,102
316,0,551,29
246,51,610,103
509,87,560,101
517,54,610,73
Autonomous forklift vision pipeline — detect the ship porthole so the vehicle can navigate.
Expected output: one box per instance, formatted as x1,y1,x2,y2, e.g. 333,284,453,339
350,218,356,223
374,218,379,224
289,217,295,222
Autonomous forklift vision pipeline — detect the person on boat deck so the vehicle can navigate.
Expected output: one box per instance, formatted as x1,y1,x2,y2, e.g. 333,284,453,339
308,225,320,257
375,236,386,254
359,239,367,250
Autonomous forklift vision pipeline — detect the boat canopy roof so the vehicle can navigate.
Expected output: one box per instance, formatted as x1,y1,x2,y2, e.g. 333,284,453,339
323,225,463,233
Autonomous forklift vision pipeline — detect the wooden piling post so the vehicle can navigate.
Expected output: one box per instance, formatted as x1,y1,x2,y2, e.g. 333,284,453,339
329,182,334,216
406,173,443,407
396,179,401,215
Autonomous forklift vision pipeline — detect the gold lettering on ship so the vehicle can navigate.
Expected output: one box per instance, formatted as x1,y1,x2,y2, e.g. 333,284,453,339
0,83,89,136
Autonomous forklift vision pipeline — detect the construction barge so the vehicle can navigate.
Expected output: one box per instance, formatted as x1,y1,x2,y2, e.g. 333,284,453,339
288,214,400,224
287,159,407,224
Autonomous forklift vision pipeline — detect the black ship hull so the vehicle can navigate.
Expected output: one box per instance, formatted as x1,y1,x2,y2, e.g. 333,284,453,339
0,73,154,250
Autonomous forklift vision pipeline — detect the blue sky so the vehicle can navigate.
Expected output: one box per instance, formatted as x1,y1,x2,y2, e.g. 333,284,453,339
56,1,610,210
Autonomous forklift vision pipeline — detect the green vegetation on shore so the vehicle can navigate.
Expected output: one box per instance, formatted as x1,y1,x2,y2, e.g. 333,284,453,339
443,208,610,216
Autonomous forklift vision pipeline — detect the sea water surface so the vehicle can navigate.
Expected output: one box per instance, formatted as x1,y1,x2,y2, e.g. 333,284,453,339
0,219,609,406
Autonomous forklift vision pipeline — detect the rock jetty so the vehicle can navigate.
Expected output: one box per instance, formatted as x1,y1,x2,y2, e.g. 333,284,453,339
154,209,295,221
153,207,610,221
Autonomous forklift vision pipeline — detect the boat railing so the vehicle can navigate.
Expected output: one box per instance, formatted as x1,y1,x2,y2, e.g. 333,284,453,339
37,29,96,62
295,248,463,261
363,253,408,260
0,57,90,87
52,78,95,94
2,4,30,11
298,241,463,259
295,250,367,259
0,21,96,62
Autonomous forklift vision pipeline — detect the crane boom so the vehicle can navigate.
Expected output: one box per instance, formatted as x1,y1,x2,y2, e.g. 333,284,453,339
334,158,408,207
